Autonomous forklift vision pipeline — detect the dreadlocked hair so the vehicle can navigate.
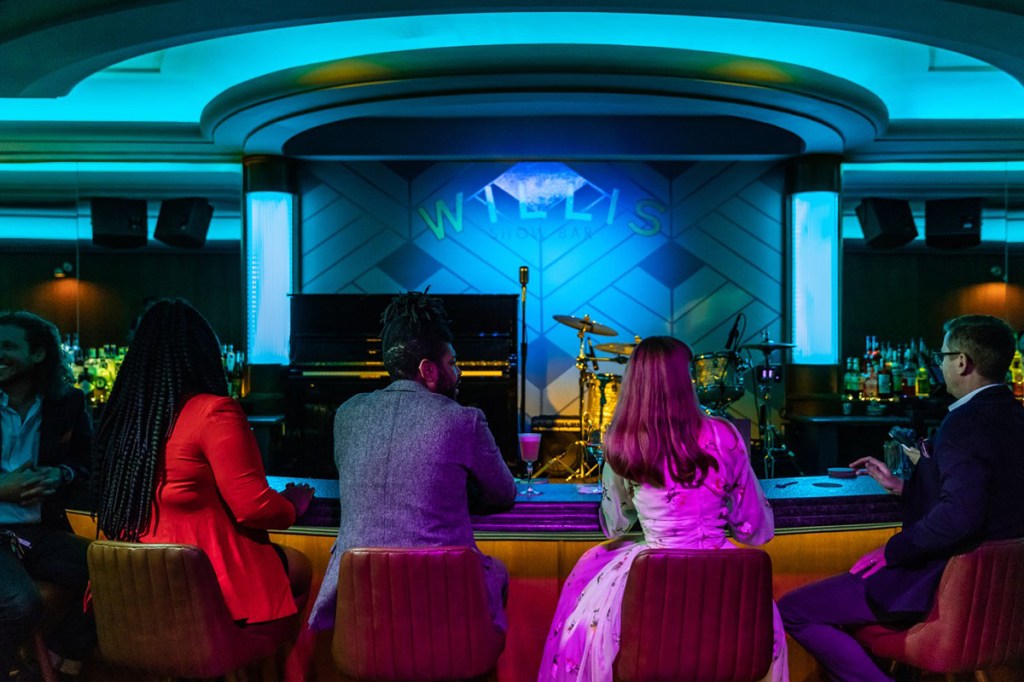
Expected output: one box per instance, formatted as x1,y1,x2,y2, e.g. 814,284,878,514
380,289,453,380
92,299,228,542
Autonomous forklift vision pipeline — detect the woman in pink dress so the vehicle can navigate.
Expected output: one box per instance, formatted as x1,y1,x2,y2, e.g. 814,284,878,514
539,336,788,682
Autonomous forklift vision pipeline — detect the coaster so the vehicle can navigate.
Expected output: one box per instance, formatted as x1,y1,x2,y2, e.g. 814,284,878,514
827,466,856,479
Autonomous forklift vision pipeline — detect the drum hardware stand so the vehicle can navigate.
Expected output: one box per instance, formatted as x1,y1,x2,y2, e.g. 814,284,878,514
535,314,624,481
741,333,804,478
532,316,595,480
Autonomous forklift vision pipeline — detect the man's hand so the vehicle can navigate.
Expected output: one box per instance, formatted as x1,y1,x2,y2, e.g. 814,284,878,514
850,456,904,495
0,463,52,505
850,546,888,578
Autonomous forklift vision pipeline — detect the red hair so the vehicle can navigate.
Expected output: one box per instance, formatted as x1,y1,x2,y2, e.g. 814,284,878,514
604,336,718,487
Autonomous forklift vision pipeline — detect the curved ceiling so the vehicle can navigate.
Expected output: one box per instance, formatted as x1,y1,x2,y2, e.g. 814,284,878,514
0,1,1023,164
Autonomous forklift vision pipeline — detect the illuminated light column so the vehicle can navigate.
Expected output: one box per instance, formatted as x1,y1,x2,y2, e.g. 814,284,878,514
243,156,297,366
787,156,840,365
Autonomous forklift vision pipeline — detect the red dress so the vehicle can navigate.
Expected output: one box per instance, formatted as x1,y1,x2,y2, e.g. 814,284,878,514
139,394,297,624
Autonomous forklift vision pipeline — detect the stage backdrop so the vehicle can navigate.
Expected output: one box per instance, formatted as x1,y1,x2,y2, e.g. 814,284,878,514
297,161,785,425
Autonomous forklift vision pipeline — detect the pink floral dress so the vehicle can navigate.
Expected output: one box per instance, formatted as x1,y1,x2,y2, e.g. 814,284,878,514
538,417,789,682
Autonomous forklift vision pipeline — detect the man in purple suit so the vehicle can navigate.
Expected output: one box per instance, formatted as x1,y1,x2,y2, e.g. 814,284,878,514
780,314,1024,681
308,291,517,631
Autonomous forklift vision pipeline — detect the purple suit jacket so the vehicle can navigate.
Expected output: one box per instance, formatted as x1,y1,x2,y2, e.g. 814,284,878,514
308,380,516,629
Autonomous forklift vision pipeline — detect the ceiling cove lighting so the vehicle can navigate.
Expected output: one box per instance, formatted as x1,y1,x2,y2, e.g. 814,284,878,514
0,13,1018,123
246,191,292,364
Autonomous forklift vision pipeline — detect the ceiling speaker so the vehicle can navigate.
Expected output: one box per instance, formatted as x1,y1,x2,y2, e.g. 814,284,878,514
925,198,982,249
854,198,917,249
90,198,148,248
155,198,213,248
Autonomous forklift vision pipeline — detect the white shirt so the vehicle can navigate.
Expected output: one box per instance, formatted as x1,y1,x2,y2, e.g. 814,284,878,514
947,382,1003,412
0,390,43,524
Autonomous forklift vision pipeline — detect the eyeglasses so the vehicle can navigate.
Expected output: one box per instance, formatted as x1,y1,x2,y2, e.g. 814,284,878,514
931,350,964,364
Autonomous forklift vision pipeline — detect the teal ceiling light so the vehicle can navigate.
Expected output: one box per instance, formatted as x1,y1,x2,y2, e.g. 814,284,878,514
0,13,1019,125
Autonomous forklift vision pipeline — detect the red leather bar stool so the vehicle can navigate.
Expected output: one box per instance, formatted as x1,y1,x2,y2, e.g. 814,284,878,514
87,540,308,679
333,546,506,681
855,538,1024,681
614,548,774,682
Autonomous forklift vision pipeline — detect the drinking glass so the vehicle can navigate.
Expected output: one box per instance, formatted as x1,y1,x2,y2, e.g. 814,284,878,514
518,433,542,496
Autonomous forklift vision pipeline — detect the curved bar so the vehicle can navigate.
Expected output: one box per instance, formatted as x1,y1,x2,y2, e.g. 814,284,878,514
269,474,902,535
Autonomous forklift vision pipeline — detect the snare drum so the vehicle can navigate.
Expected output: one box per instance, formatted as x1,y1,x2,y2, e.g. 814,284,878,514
583,373,620,434
691,352,745,407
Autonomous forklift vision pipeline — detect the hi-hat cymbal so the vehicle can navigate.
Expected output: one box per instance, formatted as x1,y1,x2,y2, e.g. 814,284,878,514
552,314,618,336
594,342,636,356
739,340,797,353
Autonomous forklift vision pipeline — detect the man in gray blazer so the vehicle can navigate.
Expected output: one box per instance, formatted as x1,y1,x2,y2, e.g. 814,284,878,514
309,291,517,631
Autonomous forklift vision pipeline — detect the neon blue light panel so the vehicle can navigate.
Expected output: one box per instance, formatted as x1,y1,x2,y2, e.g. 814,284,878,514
246,192,292,364
790,191,839,364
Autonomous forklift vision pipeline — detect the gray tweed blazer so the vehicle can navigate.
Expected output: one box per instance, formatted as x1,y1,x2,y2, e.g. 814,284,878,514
308,380,517,629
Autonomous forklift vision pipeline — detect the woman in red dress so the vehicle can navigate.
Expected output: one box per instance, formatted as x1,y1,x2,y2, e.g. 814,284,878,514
93,299,313,626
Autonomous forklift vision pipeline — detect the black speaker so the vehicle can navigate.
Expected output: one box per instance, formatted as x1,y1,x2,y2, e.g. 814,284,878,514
155,198,213,248
90,198,148,248
925,198,982,249
855,198,917,248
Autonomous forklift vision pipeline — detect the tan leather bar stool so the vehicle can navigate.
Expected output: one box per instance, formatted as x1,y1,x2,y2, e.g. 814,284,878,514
614,548,774,682
87,540,306,680
333,546,506,681
855,538,1024,681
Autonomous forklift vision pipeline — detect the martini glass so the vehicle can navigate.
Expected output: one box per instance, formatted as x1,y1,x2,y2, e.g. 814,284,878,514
518,433,542,496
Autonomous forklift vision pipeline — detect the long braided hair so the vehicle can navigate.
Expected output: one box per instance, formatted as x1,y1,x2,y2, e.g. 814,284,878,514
92,299,228,541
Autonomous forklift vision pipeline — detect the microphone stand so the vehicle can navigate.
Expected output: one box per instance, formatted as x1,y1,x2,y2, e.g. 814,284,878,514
519,266,529,433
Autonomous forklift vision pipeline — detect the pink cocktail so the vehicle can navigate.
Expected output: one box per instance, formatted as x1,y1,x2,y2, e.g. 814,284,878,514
518,433,541,462
518,433,542,496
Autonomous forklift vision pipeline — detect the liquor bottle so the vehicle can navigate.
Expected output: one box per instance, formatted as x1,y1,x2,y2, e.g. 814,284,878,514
1011,349,1024,401
864,363,879,399
916,362,930,397
878,360,893,399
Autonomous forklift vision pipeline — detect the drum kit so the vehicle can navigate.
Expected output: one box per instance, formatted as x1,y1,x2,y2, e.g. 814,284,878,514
534,314,803,480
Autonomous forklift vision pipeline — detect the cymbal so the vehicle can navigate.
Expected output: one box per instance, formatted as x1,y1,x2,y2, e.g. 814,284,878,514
552,314,618,337
739,340,797,353
594,342,636,356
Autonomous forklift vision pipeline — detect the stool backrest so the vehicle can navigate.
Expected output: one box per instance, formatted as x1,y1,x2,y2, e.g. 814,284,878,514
334,546,506,681
87,540,286,677
906,537,1024,670
614,548,774,682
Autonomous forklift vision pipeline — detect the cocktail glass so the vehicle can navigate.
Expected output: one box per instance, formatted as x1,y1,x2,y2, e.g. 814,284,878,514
518,433,542,496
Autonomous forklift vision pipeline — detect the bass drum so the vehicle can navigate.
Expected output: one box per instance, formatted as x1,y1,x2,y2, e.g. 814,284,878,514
690,351,745,408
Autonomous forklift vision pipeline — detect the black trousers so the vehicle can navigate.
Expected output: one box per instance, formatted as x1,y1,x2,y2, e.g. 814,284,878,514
0,524,95,670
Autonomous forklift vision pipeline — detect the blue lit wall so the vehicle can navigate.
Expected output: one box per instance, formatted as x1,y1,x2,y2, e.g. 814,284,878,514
298,161,785,420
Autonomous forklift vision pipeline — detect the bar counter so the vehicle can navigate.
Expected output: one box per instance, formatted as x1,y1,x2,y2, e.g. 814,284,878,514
270,473,902,535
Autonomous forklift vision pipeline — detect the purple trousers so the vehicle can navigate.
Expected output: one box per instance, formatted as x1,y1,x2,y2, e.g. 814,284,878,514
778,572,897,682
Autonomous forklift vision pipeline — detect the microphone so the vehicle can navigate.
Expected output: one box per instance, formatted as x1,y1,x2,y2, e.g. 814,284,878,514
519,266,529,286
724,313,742,351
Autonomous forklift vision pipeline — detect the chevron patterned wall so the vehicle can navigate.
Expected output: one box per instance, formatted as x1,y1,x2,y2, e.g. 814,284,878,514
298,160,785,427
